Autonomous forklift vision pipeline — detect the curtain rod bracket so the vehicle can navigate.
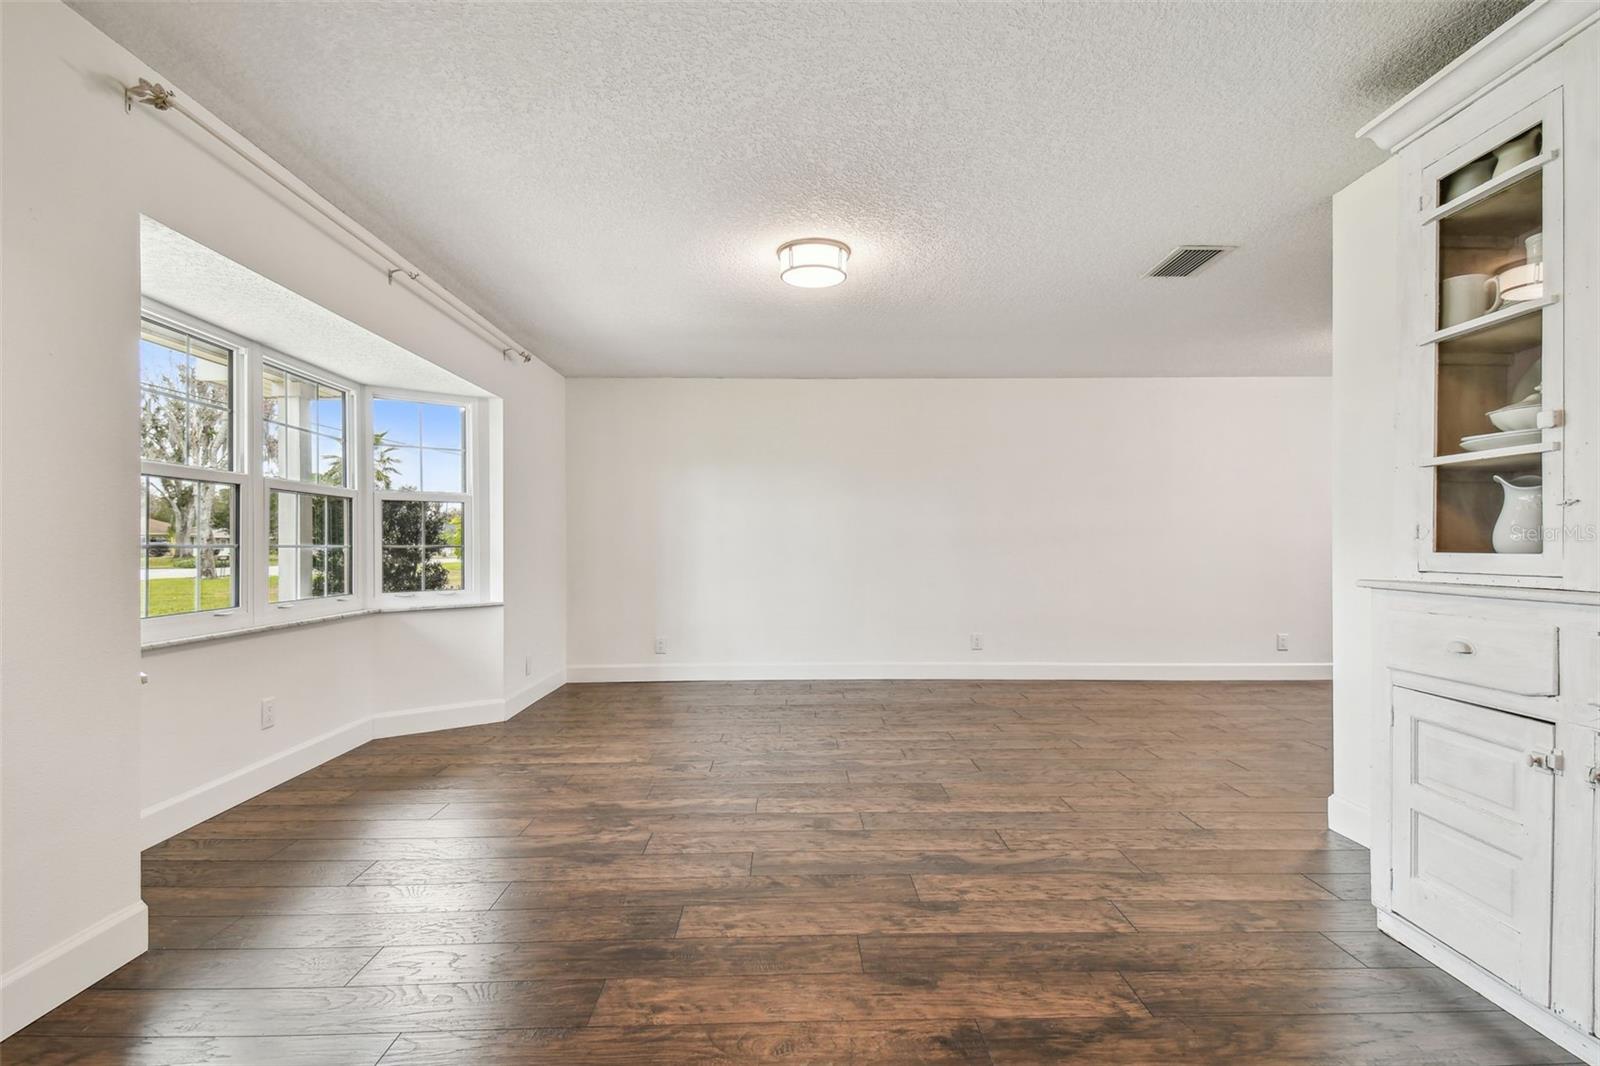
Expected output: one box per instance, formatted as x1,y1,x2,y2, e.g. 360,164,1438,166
386,267,419,286
125,78,176,114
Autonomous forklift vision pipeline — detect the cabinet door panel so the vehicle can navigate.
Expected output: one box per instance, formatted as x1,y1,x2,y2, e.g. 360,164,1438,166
1392,688,1555,1003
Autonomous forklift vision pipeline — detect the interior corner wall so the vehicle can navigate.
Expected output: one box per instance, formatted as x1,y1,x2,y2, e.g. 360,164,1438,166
566,377,1332,681
0,1,566,1036
1329,158,1403,847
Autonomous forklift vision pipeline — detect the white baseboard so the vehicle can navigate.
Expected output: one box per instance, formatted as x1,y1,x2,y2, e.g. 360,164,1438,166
1377,911,1600,1065
0,900,147,1040
565,661,1334,683
504,668,567,719
139,671,566,848
1326,793,1372,847
139,716,373,848
370,697,505,739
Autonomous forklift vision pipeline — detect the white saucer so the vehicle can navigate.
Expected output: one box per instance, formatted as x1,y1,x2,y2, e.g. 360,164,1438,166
1460,428,1541,451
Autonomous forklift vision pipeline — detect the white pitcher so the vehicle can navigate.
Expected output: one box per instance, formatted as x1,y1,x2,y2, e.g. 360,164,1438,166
1492,474,1543,553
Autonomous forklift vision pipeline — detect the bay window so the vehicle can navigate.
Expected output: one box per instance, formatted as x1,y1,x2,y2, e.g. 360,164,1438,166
138,304,488,645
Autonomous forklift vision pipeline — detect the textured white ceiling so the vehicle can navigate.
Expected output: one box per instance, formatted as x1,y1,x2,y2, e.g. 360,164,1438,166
141,218,488,397
80,1,1525,378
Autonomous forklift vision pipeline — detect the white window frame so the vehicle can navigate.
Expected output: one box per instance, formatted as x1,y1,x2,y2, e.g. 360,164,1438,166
139,304,252,642
257,351,361,624
367,386,490,608
139,301,491,646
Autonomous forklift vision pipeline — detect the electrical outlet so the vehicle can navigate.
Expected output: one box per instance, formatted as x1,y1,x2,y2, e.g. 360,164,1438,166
524,654,533,677
970,633,984,651
260,698,277,730
1276,633,1290,653
654,637,667,655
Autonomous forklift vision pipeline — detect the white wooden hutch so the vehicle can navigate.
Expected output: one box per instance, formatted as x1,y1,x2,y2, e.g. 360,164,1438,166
1357,2,1600,1059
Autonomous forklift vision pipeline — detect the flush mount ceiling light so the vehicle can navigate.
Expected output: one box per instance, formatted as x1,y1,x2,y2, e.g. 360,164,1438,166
776,238,850,288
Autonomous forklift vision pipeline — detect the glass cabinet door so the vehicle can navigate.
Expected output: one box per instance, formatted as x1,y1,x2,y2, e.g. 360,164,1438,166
1417,91,1564,579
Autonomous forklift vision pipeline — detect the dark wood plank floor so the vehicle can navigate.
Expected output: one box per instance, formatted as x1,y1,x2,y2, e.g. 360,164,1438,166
3,680,1580,1064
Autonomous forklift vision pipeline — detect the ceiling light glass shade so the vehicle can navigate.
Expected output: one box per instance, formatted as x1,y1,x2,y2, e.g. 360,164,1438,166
777,238,850,288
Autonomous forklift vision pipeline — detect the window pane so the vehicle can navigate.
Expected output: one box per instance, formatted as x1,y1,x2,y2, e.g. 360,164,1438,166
198,548,234,610
139,331,186,394
146,548,201,617
316,434,344,486
264,367,348,485
263,421,284,479
427,501,464,547
421,449,464,493
285,372,317,430
145,547,237,617
387,447,422,492
262,364,288,424
186,401,232,472
327,496,347,546
420,403,464,449
373,399,420,446
381,500,425,546
314,386,345,437
191,343,231,406
269,492,351,603
268,425,318,483
325,548,348,596
140,476,237,618
381,547,422,592
141,318,232,472
426,546,463,590
141,389,187,465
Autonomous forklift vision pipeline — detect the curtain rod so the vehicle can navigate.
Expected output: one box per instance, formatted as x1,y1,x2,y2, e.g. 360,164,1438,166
124,78,535,366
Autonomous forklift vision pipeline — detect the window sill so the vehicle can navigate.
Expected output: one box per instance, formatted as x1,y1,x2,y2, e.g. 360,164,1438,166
140,599,504,652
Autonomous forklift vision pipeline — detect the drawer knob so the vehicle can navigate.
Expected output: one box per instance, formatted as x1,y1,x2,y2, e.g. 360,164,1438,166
1445,640,1475,655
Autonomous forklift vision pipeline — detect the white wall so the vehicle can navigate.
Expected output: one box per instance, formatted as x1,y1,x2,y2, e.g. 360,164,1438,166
1,1,565,1035
1329,159,1403,846
568,378,1332,680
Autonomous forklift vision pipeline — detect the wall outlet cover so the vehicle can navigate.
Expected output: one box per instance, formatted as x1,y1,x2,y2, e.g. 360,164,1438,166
1276,633,1290,652
654,637,667,655
970,633,984,651
260,698,277,730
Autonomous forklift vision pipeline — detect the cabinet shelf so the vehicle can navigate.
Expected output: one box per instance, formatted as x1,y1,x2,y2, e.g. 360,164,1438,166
1423,150,1555,226
1424,441,1556,471
1423,296,1556,348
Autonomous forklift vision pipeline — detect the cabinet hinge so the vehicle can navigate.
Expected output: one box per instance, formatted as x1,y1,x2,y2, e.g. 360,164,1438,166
1528,750,1565,774
1413,523,1423,541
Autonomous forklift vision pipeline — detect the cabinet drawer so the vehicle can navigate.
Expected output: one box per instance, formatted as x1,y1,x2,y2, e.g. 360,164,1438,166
1387,610,1559,696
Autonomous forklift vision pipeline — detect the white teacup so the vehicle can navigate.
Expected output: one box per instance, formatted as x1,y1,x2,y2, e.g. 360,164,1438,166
1441,273,1502,327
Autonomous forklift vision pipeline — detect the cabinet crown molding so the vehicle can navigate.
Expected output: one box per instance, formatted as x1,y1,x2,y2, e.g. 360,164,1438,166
1358,0,1600,152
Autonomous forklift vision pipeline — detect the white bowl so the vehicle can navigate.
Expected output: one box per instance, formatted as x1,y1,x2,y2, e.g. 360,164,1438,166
1487,400,1540,431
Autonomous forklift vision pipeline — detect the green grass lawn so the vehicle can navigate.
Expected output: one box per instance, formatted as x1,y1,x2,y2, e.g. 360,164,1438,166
144,561,463,616
145,575,234,616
